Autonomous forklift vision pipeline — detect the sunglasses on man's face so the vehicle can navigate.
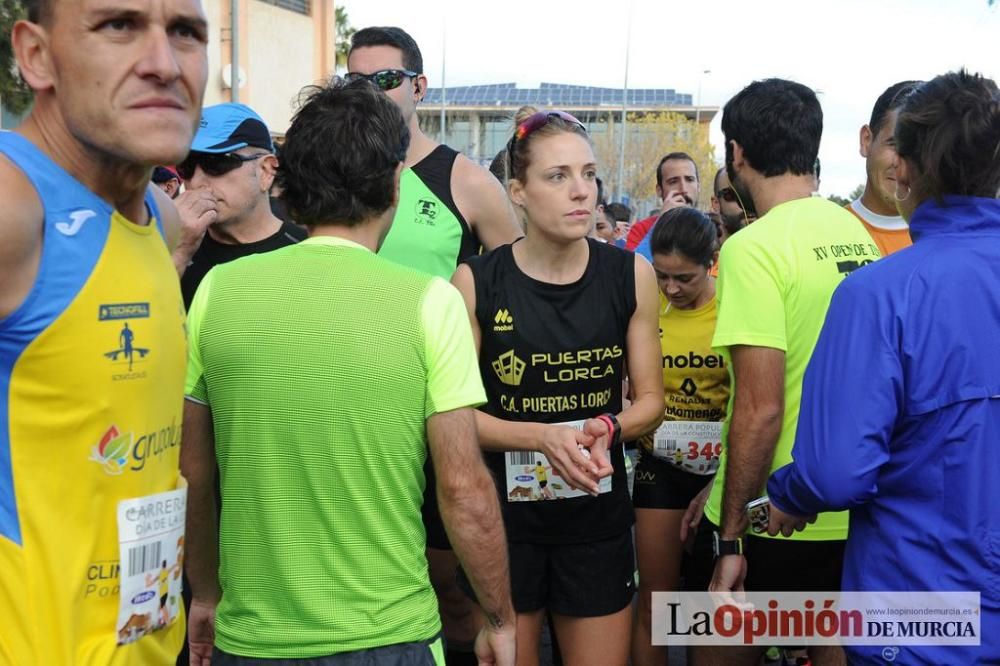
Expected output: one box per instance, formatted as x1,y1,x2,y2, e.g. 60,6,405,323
344,69,419,91
176,152,269,180
717,187,739,203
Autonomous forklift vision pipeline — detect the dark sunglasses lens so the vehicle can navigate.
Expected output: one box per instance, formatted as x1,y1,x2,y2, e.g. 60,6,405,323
720,188,738,203
374,70,404,90
204,155,244,176
177,154,199,180
177,154,241,179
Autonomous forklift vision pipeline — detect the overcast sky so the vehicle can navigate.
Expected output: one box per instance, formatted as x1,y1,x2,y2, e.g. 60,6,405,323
341,0,999,199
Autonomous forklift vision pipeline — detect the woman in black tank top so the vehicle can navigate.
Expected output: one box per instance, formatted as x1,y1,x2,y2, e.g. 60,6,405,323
452,109,664,666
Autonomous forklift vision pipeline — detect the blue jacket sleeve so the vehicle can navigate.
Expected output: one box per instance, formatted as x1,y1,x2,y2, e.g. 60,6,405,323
768,273,903,516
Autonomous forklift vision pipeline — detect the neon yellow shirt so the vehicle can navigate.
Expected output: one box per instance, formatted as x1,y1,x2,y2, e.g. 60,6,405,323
705,196,879,541
186,235,485,658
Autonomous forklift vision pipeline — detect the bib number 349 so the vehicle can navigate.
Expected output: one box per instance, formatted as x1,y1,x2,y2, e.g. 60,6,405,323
652,421,723,475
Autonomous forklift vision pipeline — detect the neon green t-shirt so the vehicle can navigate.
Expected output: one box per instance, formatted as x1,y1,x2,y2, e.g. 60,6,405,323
185,236,485,658
705,196,880,541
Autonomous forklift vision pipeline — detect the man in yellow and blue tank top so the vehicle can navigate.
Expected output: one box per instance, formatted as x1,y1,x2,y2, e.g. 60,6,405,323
0,1,208,664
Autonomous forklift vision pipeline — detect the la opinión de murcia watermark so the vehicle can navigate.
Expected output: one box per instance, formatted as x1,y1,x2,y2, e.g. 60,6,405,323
652,592,980,646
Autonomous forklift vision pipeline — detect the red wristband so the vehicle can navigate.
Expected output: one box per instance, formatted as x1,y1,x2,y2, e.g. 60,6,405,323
596,414,615,442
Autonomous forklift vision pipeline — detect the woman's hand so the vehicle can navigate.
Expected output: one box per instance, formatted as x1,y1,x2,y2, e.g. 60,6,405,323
539,424,602,495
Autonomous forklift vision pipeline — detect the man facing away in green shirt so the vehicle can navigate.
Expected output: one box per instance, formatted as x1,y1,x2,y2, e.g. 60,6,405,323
181,78,515,666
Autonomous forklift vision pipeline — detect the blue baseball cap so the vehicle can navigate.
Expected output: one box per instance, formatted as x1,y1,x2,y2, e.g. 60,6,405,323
190,103,273,154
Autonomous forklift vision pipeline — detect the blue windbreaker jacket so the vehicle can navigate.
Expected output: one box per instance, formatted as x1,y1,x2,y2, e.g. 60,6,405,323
768,196,1000,665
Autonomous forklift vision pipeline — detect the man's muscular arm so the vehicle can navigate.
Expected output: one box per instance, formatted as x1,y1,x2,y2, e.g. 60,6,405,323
429,408,516,638
719,345,785,539
180,399,220,665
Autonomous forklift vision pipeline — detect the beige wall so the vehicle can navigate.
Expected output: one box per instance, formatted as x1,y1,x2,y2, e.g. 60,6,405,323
202,0,225,109
246,2,315,132
201,0,335,135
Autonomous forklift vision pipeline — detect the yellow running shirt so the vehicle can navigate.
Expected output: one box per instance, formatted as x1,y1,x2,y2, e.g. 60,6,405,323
0,134,186,665
642,294,730,473
640,294,729,464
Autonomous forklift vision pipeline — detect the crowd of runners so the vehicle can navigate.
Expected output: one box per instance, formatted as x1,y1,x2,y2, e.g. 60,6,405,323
1,2,999,666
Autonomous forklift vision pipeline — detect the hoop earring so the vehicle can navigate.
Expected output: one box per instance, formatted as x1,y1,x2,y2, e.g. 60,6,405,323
894,185,911,203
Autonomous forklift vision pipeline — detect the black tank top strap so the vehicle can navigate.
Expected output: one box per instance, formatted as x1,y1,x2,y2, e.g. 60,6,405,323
411,145,481,261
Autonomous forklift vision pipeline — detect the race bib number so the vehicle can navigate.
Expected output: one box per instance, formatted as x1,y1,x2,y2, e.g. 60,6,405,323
115,482,186,645
505,420,613,502
652,421,723,475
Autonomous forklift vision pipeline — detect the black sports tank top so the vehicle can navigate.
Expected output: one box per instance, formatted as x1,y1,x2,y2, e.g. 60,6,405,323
466,237,637,543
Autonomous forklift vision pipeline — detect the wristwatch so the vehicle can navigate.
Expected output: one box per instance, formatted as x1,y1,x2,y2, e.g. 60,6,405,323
712,531,744,558
598,412,622,446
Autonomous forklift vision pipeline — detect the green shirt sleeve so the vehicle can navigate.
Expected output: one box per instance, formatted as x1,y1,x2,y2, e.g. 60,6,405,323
420,277,487,417
712,233,788,352
184,269,215,404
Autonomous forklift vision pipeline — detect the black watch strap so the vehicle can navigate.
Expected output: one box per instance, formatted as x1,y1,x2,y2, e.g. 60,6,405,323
712,531,744,558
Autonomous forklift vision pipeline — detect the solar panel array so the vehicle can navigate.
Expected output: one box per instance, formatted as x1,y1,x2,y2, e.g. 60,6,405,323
422,82,693,107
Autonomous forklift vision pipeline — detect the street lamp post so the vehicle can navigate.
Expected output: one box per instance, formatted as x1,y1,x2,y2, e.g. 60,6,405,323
616,0,635,203
439,20,447,145
694,69,711,125
230,0,239,103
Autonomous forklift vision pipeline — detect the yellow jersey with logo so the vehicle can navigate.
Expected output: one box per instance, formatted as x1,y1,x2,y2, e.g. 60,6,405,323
657,294,728,424
0,133,186,664
641,294,729,458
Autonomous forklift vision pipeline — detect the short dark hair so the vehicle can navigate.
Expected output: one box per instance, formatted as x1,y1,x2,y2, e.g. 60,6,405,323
722,79,822,178
869,80,923,137
656,152,698,189
895,70,1000,201
349,26,424,74
596,177,606,206
24,0,48,23
605,202,631,223
649,207,718,268
277,78,410,227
